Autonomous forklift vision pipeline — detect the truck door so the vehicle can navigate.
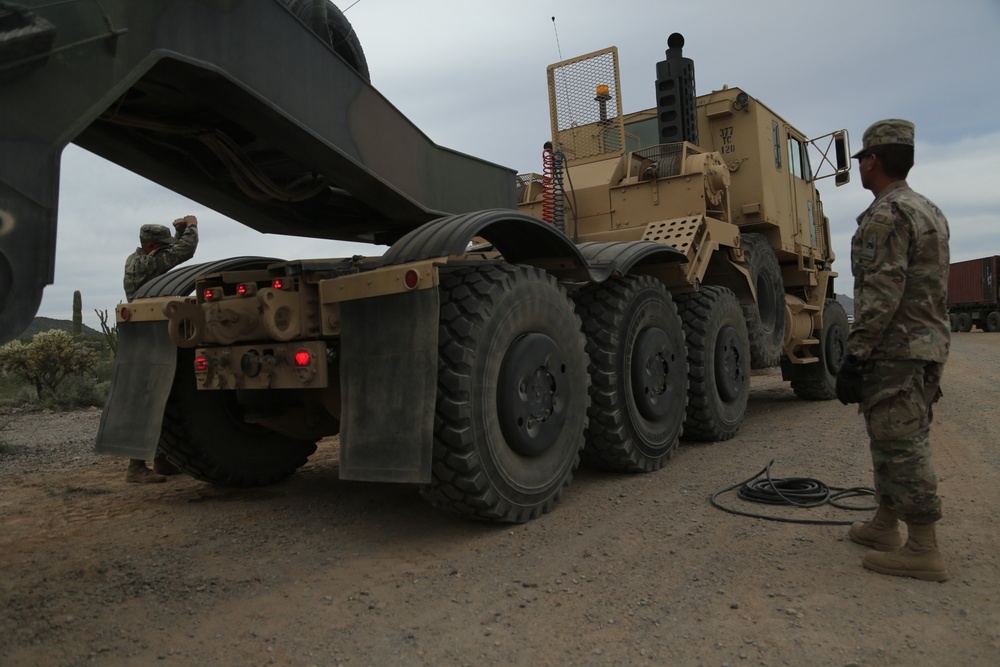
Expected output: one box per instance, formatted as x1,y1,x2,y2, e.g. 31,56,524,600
785,128,821,253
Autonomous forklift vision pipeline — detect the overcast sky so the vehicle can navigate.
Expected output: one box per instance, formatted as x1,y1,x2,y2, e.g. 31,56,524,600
39,0,1000,327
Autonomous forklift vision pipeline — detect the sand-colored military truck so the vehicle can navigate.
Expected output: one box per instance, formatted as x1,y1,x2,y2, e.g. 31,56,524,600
515,36,853,451
0,2,850,522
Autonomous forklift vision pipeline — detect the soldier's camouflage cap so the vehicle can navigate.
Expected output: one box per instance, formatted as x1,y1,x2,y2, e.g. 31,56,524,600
139,224,176,245
852,118,915,158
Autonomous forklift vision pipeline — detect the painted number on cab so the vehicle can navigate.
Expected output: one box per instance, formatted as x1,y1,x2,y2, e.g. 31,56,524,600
719,126,735,154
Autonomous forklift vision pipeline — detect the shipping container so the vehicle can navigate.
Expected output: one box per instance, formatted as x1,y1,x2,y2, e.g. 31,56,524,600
948,255,1000,332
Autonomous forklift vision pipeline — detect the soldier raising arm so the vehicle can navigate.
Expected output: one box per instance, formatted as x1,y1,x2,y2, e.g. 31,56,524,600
123,215,199,301
121,215,200,482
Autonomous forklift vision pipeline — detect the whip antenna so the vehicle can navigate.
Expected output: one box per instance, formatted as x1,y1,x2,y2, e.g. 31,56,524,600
551,16,563,60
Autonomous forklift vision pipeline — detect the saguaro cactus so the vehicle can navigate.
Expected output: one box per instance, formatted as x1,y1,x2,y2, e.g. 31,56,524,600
72,290,82,337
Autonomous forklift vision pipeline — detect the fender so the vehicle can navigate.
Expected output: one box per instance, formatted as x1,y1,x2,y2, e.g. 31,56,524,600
576,240,688,274
383,209,615,281
384,210,688,282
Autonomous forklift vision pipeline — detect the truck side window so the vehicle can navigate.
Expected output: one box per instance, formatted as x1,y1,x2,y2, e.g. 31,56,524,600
772,121,782,171
788,136,812,181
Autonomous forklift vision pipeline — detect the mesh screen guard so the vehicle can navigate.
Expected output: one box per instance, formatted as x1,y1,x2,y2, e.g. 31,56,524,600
547,47,625,161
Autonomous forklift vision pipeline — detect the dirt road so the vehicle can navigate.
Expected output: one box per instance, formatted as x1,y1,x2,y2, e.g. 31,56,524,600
1,333,997,666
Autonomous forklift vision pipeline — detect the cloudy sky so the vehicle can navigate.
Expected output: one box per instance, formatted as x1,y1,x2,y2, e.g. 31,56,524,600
39,0,1000,327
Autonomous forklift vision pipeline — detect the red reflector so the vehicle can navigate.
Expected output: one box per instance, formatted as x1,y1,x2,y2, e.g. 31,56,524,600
404,269,420,290
194,356,209,372
293,350,312,367
120,307,131,321
236,284,248,295
272,278,285,290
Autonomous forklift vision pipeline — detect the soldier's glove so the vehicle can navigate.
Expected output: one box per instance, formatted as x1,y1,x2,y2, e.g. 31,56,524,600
835,354,865,405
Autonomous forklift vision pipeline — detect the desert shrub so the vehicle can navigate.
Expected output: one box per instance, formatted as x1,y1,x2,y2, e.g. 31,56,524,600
0,330,99,401
42,373,110,410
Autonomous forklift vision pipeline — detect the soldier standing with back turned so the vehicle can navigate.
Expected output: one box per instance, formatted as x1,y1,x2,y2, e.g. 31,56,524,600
835,119,950,581
122,215,200,483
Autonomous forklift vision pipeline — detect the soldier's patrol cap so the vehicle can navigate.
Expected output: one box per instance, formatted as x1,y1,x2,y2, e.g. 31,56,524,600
852,118,915,158
139,224,176,245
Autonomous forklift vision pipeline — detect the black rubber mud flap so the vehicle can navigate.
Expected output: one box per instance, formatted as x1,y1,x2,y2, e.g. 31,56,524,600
338,289,438,483
95,321,177,459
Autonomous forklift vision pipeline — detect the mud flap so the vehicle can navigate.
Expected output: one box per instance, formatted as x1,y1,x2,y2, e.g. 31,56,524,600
95,321,177,459
338,289,438,483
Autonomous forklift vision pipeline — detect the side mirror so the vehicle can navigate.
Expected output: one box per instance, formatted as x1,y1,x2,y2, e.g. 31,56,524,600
833,130,851,186
834,130,850,171
807,129,852,185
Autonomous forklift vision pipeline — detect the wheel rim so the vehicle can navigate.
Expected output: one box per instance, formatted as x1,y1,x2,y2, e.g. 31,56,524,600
630,326,675,421
497,333,569,457
714,325,746,402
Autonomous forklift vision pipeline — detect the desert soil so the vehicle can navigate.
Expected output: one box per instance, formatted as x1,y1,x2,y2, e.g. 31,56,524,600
1,333,997,667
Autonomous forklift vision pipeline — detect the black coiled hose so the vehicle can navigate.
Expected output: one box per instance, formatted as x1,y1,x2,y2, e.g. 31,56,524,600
710,460,877,525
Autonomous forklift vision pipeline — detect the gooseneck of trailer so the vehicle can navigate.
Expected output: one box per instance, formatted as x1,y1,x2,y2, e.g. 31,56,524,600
0,0,515,344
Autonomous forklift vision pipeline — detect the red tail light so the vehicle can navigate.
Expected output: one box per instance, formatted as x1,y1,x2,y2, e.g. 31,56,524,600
194,355,209,372
272,278,285,290
203,287,222,301
404,269,420,289
293,350,312,367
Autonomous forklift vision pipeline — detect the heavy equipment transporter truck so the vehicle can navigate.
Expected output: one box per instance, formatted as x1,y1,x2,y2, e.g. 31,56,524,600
0,1,851,522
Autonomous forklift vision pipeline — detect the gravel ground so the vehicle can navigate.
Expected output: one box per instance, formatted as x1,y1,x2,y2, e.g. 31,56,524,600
0,333,998,666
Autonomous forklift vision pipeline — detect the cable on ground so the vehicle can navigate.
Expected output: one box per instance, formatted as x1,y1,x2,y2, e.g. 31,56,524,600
710,459,877,525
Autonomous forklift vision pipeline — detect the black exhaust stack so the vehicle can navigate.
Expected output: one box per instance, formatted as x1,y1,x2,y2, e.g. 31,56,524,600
655,33,698,146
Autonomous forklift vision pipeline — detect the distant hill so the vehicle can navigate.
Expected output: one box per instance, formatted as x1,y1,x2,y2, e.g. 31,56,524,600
835,293,854,316
19,317,102,340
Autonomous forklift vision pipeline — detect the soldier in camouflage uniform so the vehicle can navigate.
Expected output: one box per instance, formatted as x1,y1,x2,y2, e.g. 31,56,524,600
835,119,950,581
122,216,200,483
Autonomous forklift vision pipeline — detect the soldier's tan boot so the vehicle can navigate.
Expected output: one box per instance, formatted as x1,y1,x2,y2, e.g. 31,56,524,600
863,523,948,582
848,506,903,551
125,459,166,484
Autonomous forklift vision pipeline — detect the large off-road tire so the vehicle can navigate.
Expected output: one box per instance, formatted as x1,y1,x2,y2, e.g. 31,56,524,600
740,234,786,369
949,314,958,332
987,311,1000,332
789,298,848,401
573,276,687,472
279,0,370,81
957,312,973,332
421,264,589,523
157,350,317,486
676,286,750,442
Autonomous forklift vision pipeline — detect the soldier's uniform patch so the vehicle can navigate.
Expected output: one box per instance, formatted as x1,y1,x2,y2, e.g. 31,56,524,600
861,232,878,261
